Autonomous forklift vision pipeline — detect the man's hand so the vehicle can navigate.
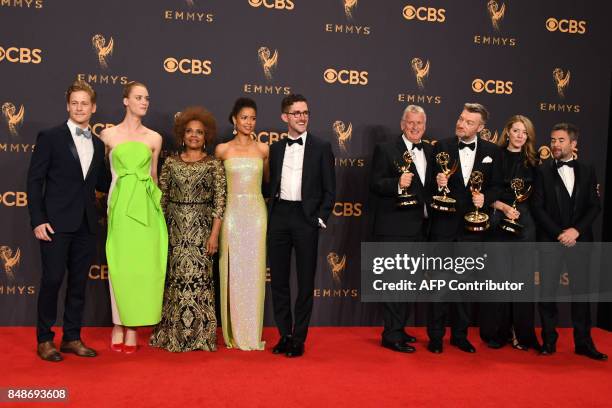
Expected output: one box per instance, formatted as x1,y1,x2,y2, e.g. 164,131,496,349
33,223,54,241
558,228,580,247
436,173,448,189
399,172,414,189
472,192,484,209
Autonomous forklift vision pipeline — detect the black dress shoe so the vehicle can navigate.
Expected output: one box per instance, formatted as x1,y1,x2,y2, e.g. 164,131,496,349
575,344,608,361
286,340,304,358
540,343,556,356
403,332,417,343
59,340,97,357
382,339,415,353
486,340,504,349
272,336,292,355
427,340,443,354
450,338,476,353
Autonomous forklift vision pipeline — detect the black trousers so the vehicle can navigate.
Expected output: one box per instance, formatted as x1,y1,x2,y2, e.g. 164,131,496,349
538,245,593,347
36,217,95,343
375,234,421,343
268,200,319,343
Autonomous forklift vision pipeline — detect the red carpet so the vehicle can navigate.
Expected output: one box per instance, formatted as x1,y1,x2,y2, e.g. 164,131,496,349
0,327,609,407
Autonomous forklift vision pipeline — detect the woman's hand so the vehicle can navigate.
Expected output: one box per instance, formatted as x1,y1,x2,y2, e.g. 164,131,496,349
205,233,219,255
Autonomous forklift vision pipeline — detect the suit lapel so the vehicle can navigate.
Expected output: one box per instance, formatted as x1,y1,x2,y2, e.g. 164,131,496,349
84,137,101,181
301,133,313,196
473,138,485,174
63,124,80,166
572,161,581,215
274,138,288,195
448,138,466,191
422,142,433,188
550,161,564,216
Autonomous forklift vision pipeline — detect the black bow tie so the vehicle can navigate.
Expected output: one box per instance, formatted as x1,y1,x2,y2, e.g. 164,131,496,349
287,137,303,146
411,142,423,151
459,141,475,151
556,160,575,169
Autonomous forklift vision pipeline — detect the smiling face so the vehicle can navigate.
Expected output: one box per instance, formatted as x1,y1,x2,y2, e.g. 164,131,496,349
281,101,309,137
183,120,206,151
550,129,576,161
401,111,426,144
123,85,149,117
455,109,484,141
67,90,96,126
234,107,256,136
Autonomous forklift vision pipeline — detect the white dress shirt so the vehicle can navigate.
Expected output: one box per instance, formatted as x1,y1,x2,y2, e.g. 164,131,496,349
67,119,94,179
458,137,477,186
402,135,427,186
279,131,306,201
557,160,575,196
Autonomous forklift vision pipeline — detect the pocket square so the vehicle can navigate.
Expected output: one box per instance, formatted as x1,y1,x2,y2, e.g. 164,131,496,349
482,156,493,163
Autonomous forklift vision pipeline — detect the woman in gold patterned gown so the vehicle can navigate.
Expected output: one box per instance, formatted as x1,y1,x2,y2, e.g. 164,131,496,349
150,107,226,352
215,97,269,350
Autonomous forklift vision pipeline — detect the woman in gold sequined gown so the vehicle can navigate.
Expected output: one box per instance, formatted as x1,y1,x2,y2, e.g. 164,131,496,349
215,98,269,350
150,107,226,352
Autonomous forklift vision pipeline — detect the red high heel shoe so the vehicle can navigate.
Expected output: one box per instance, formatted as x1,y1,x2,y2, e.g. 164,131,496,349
122,344,138,354
110,342,123,352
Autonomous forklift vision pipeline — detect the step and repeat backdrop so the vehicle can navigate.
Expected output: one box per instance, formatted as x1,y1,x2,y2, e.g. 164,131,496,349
1,0,610,326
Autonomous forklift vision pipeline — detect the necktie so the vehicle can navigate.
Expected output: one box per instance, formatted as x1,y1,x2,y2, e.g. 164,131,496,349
287,137,303,146
556,160,575,169
76,127,92,139
459,141,475,151
411,142,423,150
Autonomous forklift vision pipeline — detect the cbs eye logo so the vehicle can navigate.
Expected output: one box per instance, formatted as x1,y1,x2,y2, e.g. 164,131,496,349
402,5,446,23
0,47,42,64
248,0,294,10
323,68,368,86
163,57,212,76
545,18,586,34
472,78,513,95
0,192,28,207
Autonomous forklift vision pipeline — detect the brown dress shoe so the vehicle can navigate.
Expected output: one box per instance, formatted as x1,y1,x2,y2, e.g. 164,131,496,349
37,341,63,362
60,340,97,357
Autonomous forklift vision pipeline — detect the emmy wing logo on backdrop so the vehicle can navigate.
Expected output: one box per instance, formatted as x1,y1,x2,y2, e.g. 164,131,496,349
0,246,20,283
411,57,429,90
314,252,357,297
333,120,352,152
479,128,499,143
487,0,505,30
540,68,580,113
553,68,570,98
92,34,113,69
327,252,346,285
325,0,370,35
344,0,357,19
1,102,24,137
258,46,278,80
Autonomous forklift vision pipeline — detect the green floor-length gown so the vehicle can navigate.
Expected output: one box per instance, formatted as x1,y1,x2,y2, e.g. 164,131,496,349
106,141,168,326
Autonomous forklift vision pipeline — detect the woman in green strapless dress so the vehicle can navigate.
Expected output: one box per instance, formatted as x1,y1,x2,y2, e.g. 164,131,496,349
215,98,269,351
100,81,167,353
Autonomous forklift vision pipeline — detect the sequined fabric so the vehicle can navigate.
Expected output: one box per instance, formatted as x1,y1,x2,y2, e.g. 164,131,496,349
149,155,226,352
220,158,267,350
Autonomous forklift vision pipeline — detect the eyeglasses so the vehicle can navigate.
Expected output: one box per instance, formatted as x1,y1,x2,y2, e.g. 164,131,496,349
284,110,310,118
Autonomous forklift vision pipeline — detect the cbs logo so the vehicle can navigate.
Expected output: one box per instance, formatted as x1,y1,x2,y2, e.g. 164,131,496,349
545,18,586,34
472,79,513,95
248,0,294,10
0,47,42,64
333,202,362,217
89,264,108,280
164,57,212,76
402,5,446,23
323,69,368,86
92,123,115,137
255,131,288,144
0,192,28,207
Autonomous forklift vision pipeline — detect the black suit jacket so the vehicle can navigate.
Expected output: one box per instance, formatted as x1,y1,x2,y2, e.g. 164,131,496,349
268,132,336,227
27,123,111,233
428,136,503,241
531,160,600,242
369,136,434,238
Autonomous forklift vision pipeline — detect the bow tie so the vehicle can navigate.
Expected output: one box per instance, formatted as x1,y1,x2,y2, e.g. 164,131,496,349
287,137,303,146
75,127,92,139
459,141,475,151
411,142,423,151
556,160,575,169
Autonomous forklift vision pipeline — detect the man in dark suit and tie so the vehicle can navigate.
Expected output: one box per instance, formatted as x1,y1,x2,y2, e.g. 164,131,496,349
427,103,503,354
268,94,336,357
531,123,606,360
27,80,110,362
369,105,434,353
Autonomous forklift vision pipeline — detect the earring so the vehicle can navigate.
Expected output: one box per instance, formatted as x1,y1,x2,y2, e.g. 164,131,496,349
232,125,237,135
181,141,185,149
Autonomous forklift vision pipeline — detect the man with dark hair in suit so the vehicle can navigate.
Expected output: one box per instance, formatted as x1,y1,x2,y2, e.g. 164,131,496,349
369,105,434,353
426,103,503,354
531,123,607,360
268,94,336,357
27,80,110,362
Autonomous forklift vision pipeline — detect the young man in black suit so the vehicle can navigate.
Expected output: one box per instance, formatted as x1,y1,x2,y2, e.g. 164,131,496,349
369,105,434,353
268,94,336,358
531,123,606,361
427,103,503,354
27,80,110,362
